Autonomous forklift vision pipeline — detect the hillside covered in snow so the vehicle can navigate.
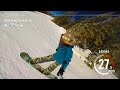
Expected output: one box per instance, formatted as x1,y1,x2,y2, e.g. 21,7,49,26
0,11,117,79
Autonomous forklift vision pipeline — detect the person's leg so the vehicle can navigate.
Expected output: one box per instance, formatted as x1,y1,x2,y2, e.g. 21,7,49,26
43,62,60,75
30,54,60,75
33,64,45,73
30,55,54,64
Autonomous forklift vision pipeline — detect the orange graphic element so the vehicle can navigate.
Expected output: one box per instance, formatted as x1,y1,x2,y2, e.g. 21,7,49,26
103,54,115,69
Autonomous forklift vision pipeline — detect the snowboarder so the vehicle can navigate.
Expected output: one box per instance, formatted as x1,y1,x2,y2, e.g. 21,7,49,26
30,32,77,77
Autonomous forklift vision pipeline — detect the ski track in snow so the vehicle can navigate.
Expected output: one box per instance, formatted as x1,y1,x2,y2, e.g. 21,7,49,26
0,11,117,79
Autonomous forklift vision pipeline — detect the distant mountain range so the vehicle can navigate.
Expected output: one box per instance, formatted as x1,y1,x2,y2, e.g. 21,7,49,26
49,11,120,20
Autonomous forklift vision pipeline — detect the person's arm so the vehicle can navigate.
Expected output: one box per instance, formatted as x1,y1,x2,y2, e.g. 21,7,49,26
62,49,73,69
57,48,73,76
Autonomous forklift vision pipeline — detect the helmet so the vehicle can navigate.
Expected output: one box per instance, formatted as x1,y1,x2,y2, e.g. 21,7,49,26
61,33,77,45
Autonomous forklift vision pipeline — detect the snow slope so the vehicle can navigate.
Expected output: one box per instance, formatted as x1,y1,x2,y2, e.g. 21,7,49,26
0,11,117,79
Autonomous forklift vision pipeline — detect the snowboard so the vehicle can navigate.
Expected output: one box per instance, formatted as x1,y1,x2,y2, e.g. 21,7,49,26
20,52,58,79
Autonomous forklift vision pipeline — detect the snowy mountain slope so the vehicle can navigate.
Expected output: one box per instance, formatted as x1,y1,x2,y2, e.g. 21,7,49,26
0,11,117,79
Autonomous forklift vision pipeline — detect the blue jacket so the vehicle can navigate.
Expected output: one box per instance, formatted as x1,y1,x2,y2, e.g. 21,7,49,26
53,45,74,71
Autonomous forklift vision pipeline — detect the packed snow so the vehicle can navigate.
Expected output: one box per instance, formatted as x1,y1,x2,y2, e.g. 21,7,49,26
0,11,117,79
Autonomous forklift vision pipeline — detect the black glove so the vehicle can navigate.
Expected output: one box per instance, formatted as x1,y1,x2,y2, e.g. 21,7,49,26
57,67,64,76
56,47,58,51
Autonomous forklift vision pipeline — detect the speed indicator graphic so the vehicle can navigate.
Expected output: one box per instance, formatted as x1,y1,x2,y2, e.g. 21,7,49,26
94,53,115,75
